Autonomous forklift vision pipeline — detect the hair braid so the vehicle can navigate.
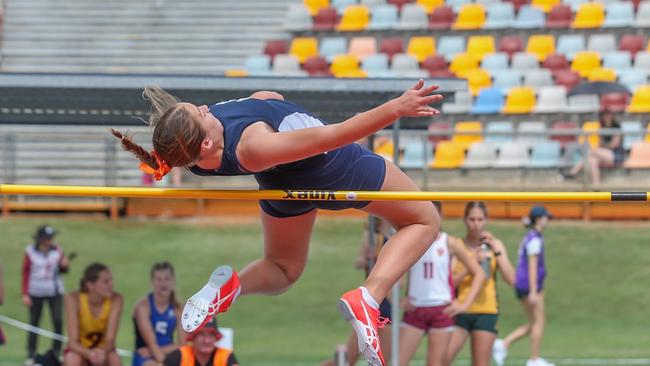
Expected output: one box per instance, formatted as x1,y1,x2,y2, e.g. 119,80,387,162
110,129,158,169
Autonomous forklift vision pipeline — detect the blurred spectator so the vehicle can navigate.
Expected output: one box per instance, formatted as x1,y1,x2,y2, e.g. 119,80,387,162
562,111,624,188
163,318,239,366
64,263,123,366
133,262,183,366
0,261,5,345
21,225,70,360
321,216,393,366
493,206,555,366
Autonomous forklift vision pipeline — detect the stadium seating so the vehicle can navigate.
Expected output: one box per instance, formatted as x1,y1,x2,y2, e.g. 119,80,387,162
580,121,601,148
627,85,650,112
464,68,493,95
407,36,436,62
528,141,563,167
550,121,579,147
431,141,465,168
337,5,371,31
313,7,338,30
572,2,605,28
527,35,556,61
494,141,530,167
472,87,505,113
349,37,378,60
304,0,330,15
368,4,399,29
290,37,319,63
452,121,483,150
502,86,536,114
467,35,496,61
453,3,486,29
624,142,650,168
621,121,644,150
396,3,429,29
463,142,498,168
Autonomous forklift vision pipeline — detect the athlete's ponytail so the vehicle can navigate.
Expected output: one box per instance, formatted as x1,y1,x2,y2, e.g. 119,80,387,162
111,85,205,176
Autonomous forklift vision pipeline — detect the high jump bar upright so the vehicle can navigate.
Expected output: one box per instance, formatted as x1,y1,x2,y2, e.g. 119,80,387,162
0,184,648,202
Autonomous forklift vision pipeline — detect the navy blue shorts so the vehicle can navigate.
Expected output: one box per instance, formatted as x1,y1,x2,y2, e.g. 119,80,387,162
255,143,387,218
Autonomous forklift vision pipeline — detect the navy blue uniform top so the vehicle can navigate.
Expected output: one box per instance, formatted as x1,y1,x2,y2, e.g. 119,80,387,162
189,98,387,218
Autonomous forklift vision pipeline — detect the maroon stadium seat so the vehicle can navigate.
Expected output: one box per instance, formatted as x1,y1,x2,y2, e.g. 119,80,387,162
303,56,332,76
600,93,630,113
428,122,452,144
543,53,570,71
550,121,578,147
388,0,415,11
498,36,524,58
626,0,641,9
379,37,405,60
421,55,450,76
619,34,645,57
553,69,581,90
429,6,455,30
504,0,530,12
313,7,338,31
264,40,289,61
546,4,572,28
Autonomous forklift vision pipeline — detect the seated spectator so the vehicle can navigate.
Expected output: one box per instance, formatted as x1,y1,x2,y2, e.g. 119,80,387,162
64,263,123,366
562,111,624,188
133,262,183,366
163,319,238,366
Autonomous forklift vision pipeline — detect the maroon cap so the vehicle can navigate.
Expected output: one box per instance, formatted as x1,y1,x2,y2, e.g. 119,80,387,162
187,317,223,342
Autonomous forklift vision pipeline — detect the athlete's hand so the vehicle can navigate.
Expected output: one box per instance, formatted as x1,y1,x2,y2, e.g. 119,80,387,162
393,80,443,118
401,297,416,312
88,348,107,366
443,300,467,317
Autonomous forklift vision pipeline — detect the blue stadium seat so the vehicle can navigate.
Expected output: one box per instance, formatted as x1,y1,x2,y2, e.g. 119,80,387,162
471,87,505,114
284,4,314,31
517,121,547,144
484,2,515,29
368,4,399,29
401,137,434,168
492,70,523,89
486,121,515,143
587,34,616,54
603,51,632,73
618,69,648,90
395,3,429,29
244,55,272,76
635,0,650,27
319,37,348,62
333,0,358,14
557,34,586,60
528,141,562,168
437,36,466,62
523,69,553,87
481,52,509,72
511,52,540,71
603,2,634,28
362,54,396,77
513,5,545,29
621,121,644,150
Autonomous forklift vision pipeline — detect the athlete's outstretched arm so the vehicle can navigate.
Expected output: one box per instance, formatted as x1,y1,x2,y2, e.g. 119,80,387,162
238,80,442,171
249,91,284,100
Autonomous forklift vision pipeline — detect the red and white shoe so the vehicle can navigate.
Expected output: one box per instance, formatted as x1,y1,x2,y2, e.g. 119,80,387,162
338,288,390,366
182,265,241,333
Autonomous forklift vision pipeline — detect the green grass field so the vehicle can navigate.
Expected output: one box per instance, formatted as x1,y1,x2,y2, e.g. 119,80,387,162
1,216,649,365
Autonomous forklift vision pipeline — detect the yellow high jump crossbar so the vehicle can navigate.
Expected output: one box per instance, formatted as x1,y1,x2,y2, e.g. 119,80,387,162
0,184,648,202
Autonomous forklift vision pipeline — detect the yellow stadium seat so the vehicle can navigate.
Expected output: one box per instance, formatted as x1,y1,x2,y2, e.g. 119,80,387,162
464,68,492,96
374,138,395,161
467,35,496,61
645,124,650,142
290,37,319,64
417,0,444,14
336,5,370,31
304,0,330,15
330,54,362,77
224,69,248,77
579,121,600,148
449,53,480,78
572,2,605,29
348,37,377,61
431,141,465,169
588,67,617,82
571,51,601,78
502,87,536,114
452,121,483,150
627,85,650,113
526,35,555,62
531,0,560,12
453,4,486,30
407,36,436,63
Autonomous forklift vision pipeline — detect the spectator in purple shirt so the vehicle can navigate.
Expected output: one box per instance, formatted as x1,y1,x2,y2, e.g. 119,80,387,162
492,206,554,366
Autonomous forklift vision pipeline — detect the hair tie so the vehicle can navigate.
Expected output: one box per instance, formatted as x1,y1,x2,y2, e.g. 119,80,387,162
151,150,172,181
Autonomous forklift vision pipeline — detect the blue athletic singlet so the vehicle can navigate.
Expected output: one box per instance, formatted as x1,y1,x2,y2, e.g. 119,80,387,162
133,293,176,350
189,98,387,217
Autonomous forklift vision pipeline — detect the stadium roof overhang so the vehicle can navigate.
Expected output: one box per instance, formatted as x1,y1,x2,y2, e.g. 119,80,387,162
0,74,466,126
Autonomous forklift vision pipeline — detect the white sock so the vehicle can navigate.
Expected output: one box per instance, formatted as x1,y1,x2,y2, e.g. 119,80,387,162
359,287,379,309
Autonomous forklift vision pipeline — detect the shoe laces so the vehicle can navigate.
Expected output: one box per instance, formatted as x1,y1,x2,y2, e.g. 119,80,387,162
377,316,391,329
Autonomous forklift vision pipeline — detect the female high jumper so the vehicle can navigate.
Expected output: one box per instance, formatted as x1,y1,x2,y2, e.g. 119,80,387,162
112,80,442,366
